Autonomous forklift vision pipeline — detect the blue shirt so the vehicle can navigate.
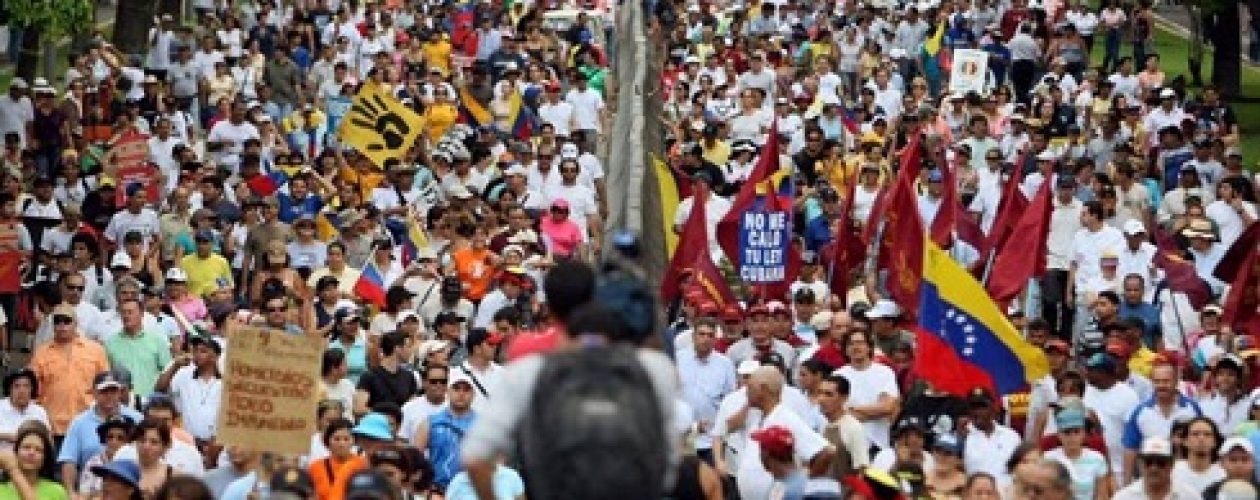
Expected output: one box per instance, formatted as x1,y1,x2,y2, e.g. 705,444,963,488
1119,301,1163,349
276,193,324,223
1122,395,1203,449
804,214,833,253
56,405,144,468
328,335,369,383
429,408,477,488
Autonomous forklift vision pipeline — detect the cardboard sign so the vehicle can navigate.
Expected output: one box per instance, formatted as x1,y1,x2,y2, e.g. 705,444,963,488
216,327,322,455
948,49,990,95
110,131,159,205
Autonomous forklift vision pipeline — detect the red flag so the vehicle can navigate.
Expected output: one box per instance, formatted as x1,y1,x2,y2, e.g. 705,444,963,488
862,136,925,244
823,166,867,300
930,154,961,248
1153,226,1212,309
1215,222,1260,283
1220,249,1260,333
877,141,927,317
687,250,740,307
662,183,711,303
955,208,987,260
985,162,1028,256
986,178,1053,304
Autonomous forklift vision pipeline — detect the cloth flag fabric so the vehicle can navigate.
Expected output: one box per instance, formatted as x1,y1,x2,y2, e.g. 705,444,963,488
653,153,684,258
1153,225,1212,309
914,242,1051,397
245,170,290,197
1220,249,1260,333
822,166,866,301
338,84,425,169
662,183,713,303
457,84,493,127
876,135,926,316
985,163,1028,256
401,218,430,267
929,156,960,248
354,258,388,307
986,177,1053,305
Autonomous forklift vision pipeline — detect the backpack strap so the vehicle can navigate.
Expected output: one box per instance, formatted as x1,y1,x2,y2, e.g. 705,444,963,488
458,363,490,398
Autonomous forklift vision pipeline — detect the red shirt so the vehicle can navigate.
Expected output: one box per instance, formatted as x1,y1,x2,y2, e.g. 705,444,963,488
506,324,566,361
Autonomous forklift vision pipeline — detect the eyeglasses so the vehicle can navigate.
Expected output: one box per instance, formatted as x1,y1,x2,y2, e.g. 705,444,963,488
65,285,86,291
53,314,74,325
428,378,448,384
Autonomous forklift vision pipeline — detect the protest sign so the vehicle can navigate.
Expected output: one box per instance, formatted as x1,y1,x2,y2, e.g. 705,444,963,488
338,84,424,168
948,49,989,95
216,327,322,455
737,209,791,283
110,131,159,205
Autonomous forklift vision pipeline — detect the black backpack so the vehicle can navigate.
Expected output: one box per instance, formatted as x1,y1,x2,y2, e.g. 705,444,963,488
515,344,668,500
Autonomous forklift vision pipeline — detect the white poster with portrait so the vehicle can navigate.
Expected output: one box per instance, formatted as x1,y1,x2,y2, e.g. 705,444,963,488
948,49,990,95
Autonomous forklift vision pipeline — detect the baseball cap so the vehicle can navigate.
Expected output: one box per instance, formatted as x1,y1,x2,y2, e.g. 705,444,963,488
1140,436,1174,458
351,413,394,441
92,371,125,392
1160,88,1178,99
933,433,962,455
433,311,465,326
270,466,314,497
187,335,223,354
91,459,141,489
866,299,901,319
560,143,580,158
1055,407,1087,430
1056,176,1076,189
1203,304,1224,315
344,469,398,498
750,425,795,459
967,387,994,407
1086,352,1117,372
165,267,189,282
1044,339,1071,355
466,328,505,348
893,417,927,437
737,359,760,375
110,252,132,269
1123,219,1146,236
1222,436,1255,455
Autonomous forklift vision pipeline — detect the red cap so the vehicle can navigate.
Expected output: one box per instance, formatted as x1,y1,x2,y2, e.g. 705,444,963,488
698,302,720,317
747,304,771,317
750,425,795,460
721,305,744,321
684,289,705,305
767,300,790,316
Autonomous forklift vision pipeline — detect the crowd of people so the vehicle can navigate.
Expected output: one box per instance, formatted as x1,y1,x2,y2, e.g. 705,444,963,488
0,0,1257,497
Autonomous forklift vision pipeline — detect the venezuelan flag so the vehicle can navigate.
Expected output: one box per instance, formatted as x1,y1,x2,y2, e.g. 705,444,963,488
401,218,429,266
245,170,290,197
653,154,682,258
315,210,339,241
506,91,536,140
353,259,388,307
914,242,1049,397
457,84,492,127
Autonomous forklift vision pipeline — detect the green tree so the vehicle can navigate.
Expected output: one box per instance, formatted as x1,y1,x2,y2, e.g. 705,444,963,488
6,0,93,81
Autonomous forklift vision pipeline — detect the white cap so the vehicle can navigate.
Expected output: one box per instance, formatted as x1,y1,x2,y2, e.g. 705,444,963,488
165,267,189,282
736,359,760,375
889,48,907,59
418,339,449,356
560,143,580,158
395,311,422,326
504,164,528,176
1160,88,1178,99
32,77,49,87
1222,436,1255,455
1122,219,1146,236
110,252,133,269
684,55,701,64
9,78,28,89
449,370,477,390
866,299,901,319
503,61,519,72
1036,150,1058,161
1140,437,1173,458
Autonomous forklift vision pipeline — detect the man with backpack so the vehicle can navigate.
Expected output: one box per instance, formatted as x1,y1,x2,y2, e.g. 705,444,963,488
461,260,680,499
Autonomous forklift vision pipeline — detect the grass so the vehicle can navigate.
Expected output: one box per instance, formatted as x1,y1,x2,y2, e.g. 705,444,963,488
1089,21,1260,163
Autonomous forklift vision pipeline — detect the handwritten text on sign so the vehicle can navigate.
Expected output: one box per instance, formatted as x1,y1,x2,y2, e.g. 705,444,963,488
739,211,790,283
216,328,322,454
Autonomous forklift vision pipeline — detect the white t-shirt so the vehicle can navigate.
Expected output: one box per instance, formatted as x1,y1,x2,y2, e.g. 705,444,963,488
114,439,206,477
401,397,446,445
0,95,34,147
1205,200,1256,249
538,101,576,137
1045,447,1110,500
565,88,604,132
736,403,830,500
168,366,223,440
1171,461,1225,496
206,120,260,171
1083,383,1140,482
835,363,900,450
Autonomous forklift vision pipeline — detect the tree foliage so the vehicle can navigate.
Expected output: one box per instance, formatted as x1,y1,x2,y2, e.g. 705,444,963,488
5,0,93,36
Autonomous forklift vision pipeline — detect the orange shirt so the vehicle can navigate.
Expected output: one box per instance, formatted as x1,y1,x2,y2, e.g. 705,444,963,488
452,248,494,301
310,454,368,500
30,337,110,434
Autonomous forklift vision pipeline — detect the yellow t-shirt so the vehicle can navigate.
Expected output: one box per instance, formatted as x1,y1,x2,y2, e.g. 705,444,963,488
702,140,731,167
424,103,460,142
179,253,234,297
422,41,453,73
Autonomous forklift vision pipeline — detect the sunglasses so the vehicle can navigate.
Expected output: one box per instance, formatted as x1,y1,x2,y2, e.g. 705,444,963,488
428,378,448,384
266,306,287,313
53,314,75,325
65,285,86,291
